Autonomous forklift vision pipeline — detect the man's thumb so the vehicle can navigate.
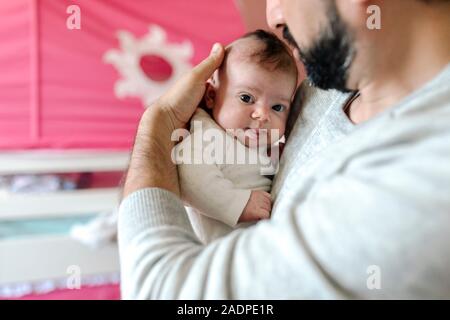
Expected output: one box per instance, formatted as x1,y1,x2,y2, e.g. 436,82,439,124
210,43,222,56
192,43,224,82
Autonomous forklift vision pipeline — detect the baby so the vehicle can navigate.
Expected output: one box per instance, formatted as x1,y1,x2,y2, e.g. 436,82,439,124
175,30,298,243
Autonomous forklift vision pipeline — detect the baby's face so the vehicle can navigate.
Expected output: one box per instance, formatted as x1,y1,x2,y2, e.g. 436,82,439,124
207,60,297,148
205,41,297,148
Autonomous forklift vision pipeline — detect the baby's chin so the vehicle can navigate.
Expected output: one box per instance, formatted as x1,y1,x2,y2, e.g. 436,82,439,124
240,138,270,149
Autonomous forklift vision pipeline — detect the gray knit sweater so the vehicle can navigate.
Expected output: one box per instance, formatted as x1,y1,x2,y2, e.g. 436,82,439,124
118,64,450,299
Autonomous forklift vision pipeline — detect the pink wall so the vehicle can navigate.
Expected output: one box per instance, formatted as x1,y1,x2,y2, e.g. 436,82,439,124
0,0,245,150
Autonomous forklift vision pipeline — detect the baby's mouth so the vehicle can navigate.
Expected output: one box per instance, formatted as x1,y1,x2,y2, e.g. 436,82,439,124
244,128,260,141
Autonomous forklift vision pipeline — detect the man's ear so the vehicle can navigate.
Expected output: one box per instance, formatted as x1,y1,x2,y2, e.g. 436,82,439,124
204,82,216,109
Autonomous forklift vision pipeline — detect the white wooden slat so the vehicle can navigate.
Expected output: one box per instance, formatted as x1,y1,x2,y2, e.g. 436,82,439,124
0,152,123,287
0,151,129,175
0,234,119,285
0,188,120,220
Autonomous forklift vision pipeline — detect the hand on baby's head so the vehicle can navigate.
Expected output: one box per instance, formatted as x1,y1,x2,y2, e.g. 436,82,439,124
239,190,272,222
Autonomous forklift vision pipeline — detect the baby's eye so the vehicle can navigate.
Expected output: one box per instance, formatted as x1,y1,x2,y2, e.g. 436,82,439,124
239,94,254,104
272,104,286,112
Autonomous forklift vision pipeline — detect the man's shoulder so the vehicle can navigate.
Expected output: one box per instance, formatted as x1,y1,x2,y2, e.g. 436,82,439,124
385,65,450,141
285,81,352,139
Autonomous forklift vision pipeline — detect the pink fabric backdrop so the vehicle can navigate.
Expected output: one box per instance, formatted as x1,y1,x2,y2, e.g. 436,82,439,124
0,0,245,150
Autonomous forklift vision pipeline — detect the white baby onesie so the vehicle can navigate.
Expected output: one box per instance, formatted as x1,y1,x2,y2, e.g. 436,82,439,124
175,108,273,243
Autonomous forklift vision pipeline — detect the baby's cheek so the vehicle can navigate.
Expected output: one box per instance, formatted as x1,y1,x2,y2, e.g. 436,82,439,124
226,114,247,131
214,112,232,129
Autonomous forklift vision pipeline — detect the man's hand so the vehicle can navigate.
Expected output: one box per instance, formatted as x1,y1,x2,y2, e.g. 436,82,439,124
156,43,225,130
122,44,225,199
239,191,272,222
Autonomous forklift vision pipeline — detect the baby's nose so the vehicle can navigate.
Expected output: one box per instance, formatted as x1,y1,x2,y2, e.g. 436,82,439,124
251,106,270,123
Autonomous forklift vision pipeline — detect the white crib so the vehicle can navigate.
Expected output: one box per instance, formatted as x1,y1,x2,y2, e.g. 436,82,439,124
0,150,128,296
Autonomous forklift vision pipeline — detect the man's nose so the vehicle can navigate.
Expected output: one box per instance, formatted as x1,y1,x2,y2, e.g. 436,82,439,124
266,0,285,30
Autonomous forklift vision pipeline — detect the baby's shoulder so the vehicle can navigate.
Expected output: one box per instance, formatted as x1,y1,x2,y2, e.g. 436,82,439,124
190,109,219,130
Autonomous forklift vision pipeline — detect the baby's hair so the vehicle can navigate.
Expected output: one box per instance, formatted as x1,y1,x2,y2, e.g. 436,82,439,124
241,29,297,76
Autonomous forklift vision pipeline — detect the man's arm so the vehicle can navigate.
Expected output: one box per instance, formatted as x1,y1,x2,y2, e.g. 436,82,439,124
124,108,181,197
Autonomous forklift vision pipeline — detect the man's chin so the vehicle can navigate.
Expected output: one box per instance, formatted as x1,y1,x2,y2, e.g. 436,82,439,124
301,61,353,93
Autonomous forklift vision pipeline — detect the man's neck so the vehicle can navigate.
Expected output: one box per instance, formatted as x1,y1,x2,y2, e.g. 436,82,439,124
348,5,450,125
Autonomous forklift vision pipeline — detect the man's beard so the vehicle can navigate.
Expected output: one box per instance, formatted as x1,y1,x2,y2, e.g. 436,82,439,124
283,3,355,92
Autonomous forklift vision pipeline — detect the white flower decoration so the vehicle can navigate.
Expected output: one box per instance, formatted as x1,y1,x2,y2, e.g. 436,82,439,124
104,25,194,107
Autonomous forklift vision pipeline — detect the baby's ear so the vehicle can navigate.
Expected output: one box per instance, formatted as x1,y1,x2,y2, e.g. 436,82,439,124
204,82,216,109
209,69,219,86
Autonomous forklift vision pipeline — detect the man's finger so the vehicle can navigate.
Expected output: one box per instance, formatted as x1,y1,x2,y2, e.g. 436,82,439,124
262,191,272,199
261,209,271,219
191,43,225,82
262,201,271,211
